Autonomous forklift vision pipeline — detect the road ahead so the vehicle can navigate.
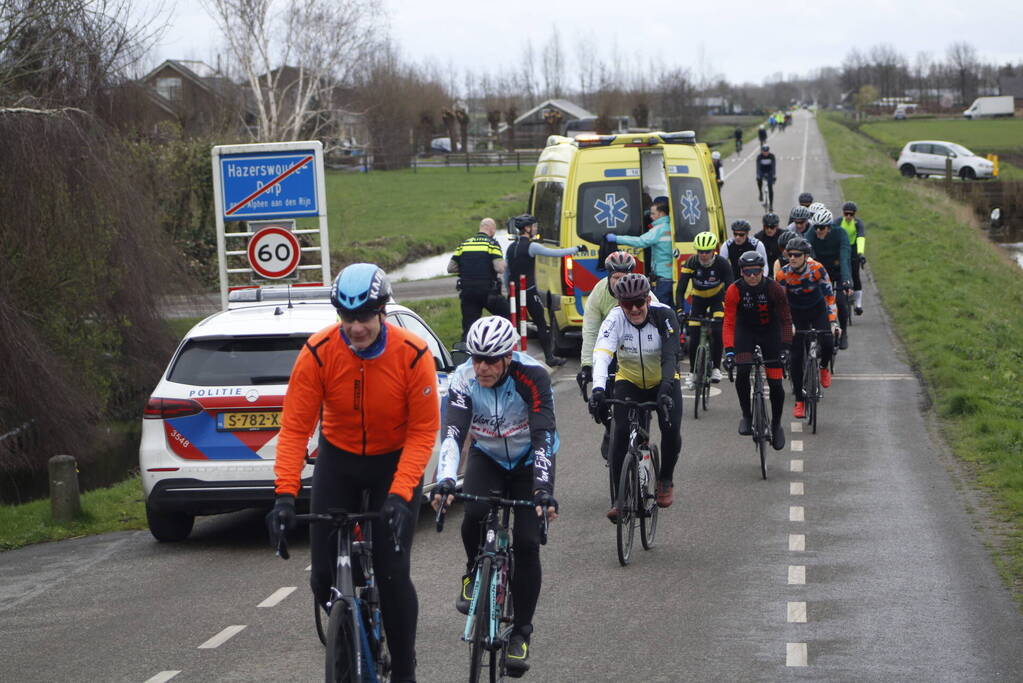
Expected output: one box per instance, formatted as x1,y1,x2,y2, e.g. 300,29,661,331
3,112,1023,682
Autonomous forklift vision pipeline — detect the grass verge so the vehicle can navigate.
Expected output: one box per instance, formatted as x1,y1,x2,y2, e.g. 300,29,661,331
402,296,461,349
818,112,1023,599
0,474,146,550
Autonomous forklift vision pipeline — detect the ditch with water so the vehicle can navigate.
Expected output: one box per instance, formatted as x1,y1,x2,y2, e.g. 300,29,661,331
949,180,1023,268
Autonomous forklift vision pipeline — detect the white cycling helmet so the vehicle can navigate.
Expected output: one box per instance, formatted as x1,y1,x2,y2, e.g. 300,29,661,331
808,201,826,215
465,316,517,357
811,208,834,226
711,151,721,160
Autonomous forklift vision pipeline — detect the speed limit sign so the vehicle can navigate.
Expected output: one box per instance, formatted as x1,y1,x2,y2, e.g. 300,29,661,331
247,226,301,279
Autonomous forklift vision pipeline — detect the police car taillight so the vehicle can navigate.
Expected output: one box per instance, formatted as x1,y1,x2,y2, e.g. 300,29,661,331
144,397,203,419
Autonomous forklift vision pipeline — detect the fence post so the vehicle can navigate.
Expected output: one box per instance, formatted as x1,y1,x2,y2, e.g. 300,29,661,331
516,151,520,170
466,151,470,173
945,156,953,191
49,454,81,523
362,154,368,173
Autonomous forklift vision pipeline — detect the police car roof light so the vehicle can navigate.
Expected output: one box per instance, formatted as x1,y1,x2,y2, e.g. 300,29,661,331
228,285,333,306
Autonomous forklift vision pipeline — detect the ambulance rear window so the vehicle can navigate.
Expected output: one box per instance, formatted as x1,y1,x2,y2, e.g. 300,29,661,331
668,176,711,242
533,181,563,236
576,180,642,244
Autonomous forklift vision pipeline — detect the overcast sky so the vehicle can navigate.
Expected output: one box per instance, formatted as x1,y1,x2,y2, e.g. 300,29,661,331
143,0,1023,85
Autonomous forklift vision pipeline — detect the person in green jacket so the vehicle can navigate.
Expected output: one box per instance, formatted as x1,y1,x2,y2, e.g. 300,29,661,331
835,201,867,315
576,251,658,458
606,196,675,304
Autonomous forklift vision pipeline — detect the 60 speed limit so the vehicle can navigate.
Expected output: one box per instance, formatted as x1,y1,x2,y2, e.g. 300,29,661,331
246,226,301,279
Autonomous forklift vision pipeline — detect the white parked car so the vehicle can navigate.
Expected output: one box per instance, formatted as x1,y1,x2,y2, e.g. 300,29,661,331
140,286,461,541
897,140,994,180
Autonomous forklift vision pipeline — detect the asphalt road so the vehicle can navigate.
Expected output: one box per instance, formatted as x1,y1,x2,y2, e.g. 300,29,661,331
4,111,1023,682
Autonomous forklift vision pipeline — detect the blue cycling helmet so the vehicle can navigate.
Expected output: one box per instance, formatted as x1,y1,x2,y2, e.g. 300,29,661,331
331,263,391,312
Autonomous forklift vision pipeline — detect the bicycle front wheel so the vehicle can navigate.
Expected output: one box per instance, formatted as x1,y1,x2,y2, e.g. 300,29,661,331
692,345,707,420
641,446,660,550
324,600,358,683
754,387,769,480
806,358,820,435
616,451,638,566
468,559,492,683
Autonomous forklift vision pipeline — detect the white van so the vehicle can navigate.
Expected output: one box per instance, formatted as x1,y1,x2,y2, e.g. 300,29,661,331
963,96,1014,119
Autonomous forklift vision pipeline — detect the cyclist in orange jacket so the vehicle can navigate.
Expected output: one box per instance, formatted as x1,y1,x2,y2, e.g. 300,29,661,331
269,263,440,683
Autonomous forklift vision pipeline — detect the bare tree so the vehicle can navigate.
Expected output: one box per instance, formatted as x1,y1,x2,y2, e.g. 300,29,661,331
947,41,978,105
202,0,381,143
518,38,536,105
541,27,564,100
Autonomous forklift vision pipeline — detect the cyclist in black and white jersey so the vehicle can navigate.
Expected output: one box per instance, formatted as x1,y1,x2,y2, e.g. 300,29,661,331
720,220,769,279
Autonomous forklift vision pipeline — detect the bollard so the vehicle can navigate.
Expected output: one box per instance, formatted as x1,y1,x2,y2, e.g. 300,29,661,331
945,156,953,191
49,454,81,522
518,275,529,351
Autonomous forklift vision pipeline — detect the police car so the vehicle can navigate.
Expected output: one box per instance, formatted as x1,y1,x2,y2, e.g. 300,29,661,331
140,286,458,541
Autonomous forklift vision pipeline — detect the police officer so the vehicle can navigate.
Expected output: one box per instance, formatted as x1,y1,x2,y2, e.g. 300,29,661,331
448,217,511,338
505,213,586,367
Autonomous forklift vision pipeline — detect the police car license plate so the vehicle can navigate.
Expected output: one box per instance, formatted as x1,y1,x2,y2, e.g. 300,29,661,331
217,411,281,431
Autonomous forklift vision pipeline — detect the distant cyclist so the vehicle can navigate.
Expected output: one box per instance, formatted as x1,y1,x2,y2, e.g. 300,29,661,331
836,201,867,315
432,315,558,677
806,208,852,349
722,251,792,450
270,263,440,683
677,231,733,388
734,126,744,153
590,274,682,517
778,206,814,266
755,212,784,276
720,219,769,278
711,150,723,190
797,192,814,209
757,124,768,146
756,145,777,211
775,237,839,418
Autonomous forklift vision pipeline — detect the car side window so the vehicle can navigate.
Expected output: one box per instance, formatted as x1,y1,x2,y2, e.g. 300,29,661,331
391,313,448,371
909,143,924,153
931,145,949,156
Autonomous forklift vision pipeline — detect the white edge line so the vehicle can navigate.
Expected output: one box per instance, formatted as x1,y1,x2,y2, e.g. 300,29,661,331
198,624,247,649
144,673,181,683
258,586,297,608
797,114,810,199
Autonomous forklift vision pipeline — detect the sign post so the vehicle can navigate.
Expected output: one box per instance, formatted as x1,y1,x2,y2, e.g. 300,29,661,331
211,141,331,309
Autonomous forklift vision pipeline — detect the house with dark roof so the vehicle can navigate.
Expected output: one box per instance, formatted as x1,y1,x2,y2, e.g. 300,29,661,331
999,77,1023,110
136,59,251,136
500,99,598,148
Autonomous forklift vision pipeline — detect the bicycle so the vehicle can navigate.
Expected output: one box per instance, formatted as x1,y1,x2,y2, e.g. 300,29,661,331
728,346,775,480
794,329,829,435
685,315,718,420
275,501,399,683
606,398,661,566
436,492,548,683
735,137,743,154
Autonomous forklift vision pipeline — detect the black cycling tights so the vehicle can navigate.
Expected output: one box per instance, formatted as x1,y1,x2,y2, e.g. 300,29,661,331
608,379,683,495
733,327,785,430
461,449,542,631
757,177,775,208
791,304,834,402
310,440,421,682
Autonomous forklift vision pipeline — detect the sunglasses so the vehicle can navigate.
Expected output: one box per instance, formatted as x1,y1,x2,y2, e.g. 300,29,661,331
732,231,749,236
814,225,829,231
793,220,807,225
339,307,384,323
697,249,714,255
472,354,506,366
844,211,855,216
741,268,763,276
787,251,806,258
620,298,648,310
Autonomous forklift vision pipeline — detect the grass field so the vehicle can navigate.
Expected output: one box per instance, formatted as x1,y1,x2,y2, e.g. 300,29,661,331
819,112,1023,599
860,118,1023,154
319,167,533,271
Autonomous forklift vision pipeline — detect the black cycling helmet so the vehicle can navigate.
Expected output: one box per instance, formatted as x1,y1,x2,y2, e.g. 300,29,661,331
789,206,812,222
612,273,651,300
604,250,637,273
761,144,770,152
738,251,766,269
513,213,538,230
786,237,812,254
798,192,814,205
762,212,780,228
731,219,752,233
842,201,858,213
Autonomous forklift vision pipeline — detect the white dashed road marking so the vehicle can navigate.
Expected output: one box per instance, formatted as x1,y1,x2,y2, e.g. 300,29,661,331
790,459,803,472
791,440,804,452
144,672,180,683
790,482,804,495
788,601,807,623
258,586,297,608
788,565,806,585
787,642,808,667
790,506,804,522
198,625,247,649
791,421,803,433
789,534,806,551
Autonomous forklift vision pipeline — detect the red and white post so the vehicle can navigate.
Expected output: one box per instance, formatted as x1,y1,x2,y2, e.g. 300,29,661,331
518,275,529,351
508,280,518,349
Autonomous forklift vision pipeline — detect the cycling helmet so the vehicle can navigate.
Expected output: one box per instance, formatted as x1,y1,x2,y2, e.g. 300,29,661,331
759,124,765,129
790,206,812,221
331,263,391,313
611,273,651,300
811,208,834,226
798,192,814,205
842,201,858,213
711,151,721,160
731,219,752,233
808,201,826,215
763,212,780,227
465,316,517,357
693,231,719,251
786,237,812,254
739,251,766,269
513,213,538,230
761,144,770,152
604,250,637,273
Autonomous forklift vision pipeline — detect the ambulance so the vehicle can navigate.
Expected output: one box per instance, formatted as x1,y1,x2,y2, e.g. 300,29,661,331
528,131,727,353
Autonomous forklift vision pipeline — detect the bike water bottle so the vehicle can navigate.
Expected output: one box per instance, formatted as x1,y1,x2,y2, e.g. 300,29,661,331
639,447,650,490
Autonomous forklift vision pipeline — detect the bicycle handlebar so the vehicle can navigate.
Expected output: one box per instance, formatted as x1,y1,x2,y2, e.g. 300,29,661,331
605,399,660,409
435,491,549,545
274,509,398,560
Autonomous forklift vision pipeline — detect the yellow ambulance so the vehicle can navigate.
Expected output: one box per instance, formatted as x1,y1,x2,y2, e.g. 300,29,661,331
528,131,727,353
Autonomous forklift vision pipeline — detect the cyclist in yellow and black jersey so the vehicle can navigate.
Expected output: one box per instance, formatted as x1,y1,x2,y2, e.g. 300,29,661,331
589,274,682,520
677,231,733,388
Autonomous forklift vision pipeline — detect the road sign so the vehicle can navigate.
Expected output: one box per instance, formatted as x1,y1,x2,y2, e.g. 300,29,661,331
218,151,319,220
247,226,301,279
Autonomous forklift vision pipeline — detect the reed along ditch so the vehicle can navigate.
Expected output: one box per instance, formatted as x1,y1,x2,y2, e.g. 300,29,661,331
949,180,1023,268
